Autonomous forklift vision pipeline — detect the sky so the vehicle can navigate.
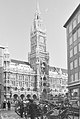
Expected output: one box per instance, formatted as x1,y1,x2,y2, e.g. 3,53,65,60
0,0,80,69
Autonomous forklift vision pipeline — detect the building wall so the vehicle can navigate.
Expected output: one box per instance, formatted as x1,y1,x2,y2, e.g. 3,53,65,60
64,6,80,116
0,47,5,106
64,5,80,100
2,47,36,100
67,10,80,86
28,3,49,97
49,67,68,96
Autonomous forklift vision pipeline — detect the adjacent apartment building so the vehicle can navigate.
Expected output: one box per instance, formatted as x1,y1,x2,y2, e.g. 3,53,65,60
64,4,80,105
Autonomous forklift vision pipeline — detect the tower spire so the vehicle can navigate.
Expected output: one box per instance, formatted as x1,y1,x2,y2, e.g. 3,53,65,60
31,0,46,32
36,0,40,15
35,0,41,20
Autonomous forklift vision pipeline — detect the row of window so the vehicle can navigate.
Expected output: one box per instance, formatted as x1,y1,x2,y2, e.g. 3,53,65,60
49,77,67,85
70,57,80,70
70,43,80,58
70,72,80,82
4,73,34,81
69,28,80,45
68,13,80,33
69,27,80,45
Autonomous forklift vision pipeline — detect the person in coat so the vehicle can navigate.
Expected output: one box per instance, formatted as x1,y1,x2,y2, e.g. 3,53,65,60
20,100,24,118
7,100,11,110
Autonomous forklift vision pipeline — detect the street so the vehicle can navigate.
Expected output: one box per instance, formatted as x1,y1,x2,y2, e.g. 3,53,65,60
0,110,24,119
0,109,79,119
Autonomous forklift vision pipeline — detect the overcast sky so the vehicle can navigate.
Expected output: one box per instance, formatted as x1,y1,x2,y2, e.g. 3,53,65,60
0,0,80,69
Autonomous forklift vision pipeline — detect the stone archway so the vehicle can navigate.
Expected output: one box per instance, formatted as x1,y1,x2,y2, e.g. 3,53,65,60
33,94,37,100
20,94,25,100
27,94,31,99
13,94,18,100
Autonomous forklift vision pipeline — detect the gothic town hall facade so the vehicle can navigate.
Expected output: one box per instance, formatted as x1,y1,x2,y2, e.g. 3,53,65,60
0,3,68,105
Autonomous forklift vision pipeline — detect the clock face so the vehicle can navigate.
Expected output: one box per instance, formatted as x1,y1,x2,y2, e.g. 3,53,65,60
40,37,44,43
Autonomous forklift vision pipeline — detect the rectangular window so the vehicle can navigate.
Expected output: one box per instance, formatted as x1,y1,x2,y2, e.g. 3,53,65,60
78,14,80,23
74,59,78,68
70,62,73,70
70,74,73,82
69,36,73,45
69,24,72,33
79,57,80,66
79,72,80,80
75,73,78,81
73,31,77,41
70,49,73,58
78,27,80,38
73,19,76,29
74,46,77,55
78,43,80,52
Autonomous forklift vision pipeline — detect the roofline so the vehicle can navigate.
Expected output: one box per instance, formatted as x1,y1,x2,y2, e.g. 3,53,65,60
49,66,67,70
64,4,80,28
11,59,30,65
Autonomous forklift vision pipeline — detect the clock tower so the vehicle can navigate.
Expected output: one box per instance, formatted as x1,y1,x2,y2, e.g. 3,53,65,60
28,2,49,97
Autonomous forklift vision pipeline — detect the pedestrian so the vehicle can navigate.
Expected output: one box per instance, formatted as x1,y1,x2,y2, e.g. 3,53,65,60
43,104,48,114
7,100,11,110
20,100,24,118
3,101,6,110
28,99,37,119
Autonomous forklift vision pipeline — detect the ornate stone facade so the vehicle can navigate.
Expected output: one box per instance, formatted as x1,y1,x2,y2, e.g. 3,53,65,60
49,67,68,96
3,47,36,100
28,2,49,97
0,46,5,106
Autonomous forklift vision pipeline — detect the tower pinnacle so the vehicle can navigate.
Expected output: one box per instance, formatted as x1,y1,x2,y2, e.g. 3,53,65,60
36,0,41,15
31,0,46,33
35,0,41,20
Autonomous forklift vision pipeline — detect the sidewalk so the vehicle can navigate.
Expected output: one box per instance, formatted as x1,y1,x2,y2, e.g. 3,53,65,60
0,107,23,119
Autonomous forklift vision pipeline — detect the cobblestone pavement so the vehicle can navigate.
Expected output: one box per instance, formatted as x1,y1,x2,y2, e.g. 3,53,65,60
0,110,24,119
0,109,79,119
68,116,79,119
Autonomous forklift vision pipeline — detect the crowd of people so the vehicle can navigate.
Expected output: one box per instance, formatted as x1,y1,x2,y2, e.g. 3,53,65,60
14,93,79,119
15,98,49,119
14,95,69,119
1,93,79,118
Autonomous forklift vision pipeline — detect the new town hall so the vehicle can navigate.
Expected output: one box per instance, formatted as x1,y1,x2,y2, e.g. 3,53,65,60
0,3,68,105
